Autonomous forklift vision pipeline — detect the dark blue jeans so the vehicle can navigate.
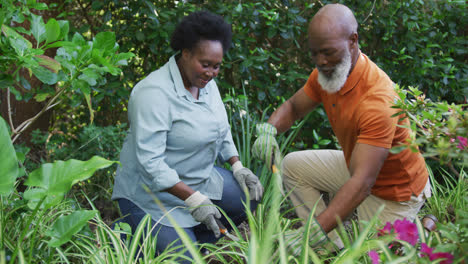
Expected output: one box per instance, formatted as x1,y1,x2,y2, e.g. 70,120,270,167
116,166,258,262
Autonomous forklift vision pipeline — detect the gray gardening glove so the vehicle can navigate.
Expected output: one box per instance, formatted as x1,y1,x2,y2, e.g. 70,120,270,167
252,123,280,170
184,191,222,238
232,161,264,201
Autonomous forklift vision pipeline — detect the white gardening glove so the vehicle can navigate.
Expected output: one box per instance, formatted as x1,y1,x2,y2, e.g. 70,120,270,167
184,191,222,238
232,161,264,201
284,218,328,256
251,123,280,170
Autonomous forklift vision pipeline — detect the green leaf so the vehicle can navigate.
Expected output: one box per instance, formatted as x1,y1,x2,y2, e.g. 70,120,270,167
45,18,60,44
46,210,97,247
1,25,32,48
72,32,86,46
0,117,19,195
93,31,116,51
31,65,58,85
78,68,100,86
31,13,46,44
34,92,51,102
24,156,117,195
57,20,69,40
35,55,61,73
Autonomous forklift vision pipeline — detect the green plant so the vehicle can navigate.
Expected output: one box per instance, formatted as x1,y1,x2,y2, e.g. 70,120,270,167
391,85,467,175
0,116,117,263
0,0,134,142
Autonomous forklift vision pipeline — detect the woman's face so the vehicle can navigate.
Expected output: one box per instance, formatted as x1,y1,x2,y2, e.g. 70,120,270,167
180,40,223,89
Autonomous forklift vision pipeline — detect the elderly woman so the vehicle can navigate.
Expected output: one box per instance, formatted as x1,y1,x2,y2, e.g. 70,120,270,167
111,11,262,259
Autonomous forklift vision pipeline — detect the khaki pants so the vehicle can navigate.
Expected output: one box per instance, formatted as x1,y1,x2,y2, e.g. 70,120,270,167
282,149,431,248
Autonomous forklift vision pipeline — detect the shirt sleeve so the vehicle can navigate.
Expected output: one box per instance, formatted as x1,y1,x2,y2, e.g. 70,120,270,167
129,84,181,192
356,93,397,149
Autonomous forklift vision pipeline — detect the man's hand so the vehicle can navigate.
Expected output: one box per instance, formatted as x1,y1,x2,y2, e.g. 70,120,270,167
232,161,264,201
252,123,280,169
284,218,328,255
184,191,222,237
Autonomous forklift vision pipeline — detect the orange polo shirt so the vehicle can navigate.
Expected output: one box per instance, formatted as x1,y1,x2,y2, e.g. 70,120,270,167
303,53,428,202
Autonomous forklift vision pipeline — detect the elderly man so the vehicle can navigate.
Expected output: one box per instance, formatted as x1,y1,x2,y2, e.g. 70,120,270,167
252,4,430,250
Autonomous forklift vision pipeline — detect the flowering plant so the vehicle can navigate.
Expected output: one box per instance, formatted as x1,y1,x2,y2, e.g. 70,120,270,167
368,218,457,264
391,85,467,176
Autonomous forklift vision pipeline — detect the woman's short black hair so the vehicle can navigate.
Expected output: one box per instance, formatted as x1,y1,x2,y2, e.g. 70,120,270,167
170,11,232,53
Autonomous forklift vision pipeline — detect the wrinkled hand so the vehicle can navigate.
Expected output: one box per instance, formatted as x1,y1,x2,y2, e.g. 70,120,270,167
232,162,264,201
251,123,279,169
284,218,328,256
184,191,222,238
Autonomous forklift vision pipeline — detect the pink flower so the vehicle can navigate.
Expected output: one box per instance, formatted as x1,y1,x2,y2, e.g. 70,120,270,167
368,250,380,264
456,136,467,150
393,218,419,245
420,243,454,264
378,222,393,237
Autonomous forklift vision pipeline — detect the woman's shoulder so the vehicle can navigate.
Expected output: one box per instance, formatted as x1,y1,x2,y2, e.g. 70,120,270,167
131,63,174,98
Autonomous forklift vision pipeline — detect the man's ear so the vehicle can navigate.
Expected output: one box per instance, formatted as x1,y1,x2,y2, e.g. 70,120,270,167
349,32,358,49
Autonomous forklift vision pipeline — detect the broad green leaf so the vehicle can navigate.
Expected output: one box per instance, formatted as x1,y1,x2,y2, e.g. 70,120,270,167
23,188,63,209
93,31,115,51
72,32,86,46
0,117,19,195
30,13,46,44
45,18,60,44
31,65,58,85
57,20,69,40
46,210,97,247
1,25,32,49
113,52,135,66
35,55,61,73
78,68,100,86
9,36,31,56
24,156,117,195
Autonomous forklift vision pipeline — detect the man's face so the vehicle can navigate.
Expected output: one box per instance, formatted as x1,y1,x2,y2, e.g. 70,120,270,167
309,32,352,93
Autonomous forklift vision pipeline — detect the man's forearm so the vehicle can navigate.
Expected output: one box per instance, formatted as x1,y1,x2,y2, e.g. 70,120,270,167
269,100,298,134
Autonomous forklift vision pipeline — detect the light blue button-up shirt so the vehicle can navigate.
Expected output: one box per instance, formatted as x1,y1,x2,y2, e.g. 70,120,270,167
112,55,239,227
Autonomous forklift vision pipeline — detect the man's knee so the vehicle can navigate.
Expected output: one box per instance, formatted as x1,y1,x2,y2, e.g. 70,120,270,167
282,152,299,180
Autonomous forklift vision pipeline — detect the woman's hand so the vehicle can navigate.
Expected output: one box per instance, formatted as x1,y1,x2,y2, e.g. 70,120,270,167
184,191,222,237
232,161,264,201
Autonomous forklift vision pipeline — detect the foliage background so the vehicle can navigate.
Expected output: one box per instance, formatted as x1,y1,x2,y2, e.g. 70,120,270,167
56,0,467,151
2,0,467,222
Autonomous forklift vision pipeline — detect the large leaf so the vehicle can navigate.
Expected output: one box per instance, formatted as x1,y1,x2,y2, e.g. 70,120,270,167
24,156,117,195
45,18,60,44
46,210,97,247
31,65,58,85
93,31,115,51
0,117,19,195
1,25,32,49
31,13,46,44
35,55,61,73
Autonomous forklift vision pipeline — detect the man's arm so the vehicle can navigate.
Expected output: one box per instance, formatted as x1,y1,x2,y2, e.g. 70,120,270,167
269,88,319,133
316,143,389,232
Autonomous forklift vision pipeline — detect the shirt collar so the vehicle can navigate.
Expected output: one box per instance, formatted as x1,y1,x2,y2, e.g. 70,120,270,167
339,51,365,95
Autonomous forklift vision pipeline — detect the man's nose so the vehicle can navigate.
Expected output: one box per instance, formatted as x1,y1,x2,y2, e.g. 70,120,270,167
316,53,328,67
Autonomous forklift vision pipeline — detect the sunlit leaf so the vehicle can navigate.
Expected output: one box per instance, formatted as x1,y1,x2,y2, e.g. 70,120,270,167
46,210,97,247
45,18,60,44
0,117,19,195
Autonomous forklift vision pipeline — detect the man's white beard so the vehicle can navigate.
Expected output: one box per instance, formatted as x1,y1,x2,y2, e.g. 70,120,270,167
317,48,352,94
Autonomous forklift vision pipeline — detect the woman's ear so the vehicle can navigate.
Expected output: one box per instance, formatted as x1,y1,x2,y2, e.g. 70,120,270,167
181,48,191,61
